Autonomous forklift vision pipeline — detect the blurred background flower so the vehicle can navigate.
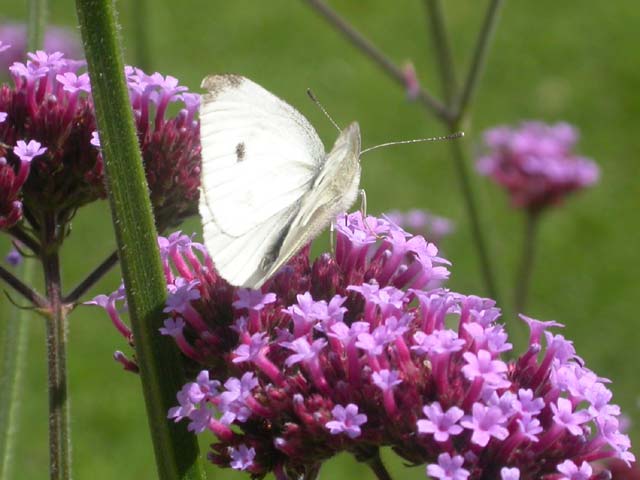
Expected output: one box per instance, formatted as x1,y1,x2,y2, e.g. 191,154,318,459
476,121,599,212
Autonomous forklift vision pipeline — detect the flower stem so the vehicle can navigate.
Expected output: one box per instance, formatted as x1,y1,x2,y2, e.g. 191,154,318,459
74,1,206,478
8,226,41,256
0,263,47,308
0,259,35,480
361,448,393,480
447,128,499,302
303,0,452,123
41,213,71,480
452,0,504,122
27,0,48,51
422,0,457,103
63,251,118,304
515,210,539,315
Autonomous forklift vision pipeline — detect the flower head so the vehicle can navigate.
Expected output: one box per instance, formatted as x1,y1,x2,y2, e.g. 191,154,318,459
477,121,599,212
0,49,200,232
96,213,631,479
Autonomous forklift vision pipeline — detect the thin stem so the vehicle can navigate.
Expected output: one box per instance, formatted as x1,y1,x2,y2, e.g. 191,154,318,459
304,0,452,123
0,259,35,480
0,263,47,308
75,1,206,478
8,226,41,256
515,210,539,315
448,133,499,302
423,0,457,103
27,0,48,51
453,0,504,121
63,251,118,303
41,213,71,480
363,449,393,480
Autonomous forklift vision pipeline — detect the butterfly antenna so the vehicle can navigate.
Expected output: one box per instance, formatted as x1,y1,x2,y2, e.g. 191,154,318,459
361,131,464,155
307,88,341,133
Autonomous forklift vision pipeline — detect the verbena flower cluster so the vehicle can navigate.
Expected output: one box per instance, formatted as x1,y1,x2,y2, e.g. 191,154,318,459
0,45,200,231
94,213,633,480
0,23,82,74
385,209,454,244
476,122,599,212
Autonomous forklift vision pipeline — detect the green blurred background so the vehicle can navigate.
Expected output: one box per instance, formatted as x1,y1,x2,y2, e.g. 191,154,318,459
1,0,639,478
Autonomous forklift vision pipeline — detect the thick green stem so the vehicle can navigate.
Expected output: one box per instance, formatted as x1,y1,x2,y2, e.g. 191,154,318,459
453,0,504,121
27,0,48,51
74,1,206,479
0,260,35,480
42,214,71,480
515,210,540,315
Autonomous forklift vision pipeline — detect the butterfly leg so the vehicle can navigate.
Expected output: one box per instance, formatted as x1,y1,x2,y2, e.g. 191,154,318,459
330,220,335,254
358,189,382,239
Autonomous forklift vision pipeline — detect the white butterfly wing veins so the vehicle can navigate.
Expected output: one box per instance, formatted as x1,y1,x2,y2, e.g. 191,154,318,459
198,74,362,289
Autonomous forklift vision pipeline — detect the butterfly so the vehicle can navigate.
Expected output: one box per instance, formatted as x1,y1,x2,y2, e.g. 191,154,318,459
198,74,362,289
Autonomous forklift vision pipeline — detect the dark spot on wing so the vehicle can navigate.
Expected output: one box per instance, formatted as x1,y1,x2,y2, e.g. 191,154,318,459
236,142,246,162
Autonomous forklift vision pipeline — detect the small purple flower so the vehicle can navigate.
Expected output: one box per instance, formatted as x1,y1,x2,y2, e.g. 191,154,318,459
417,402,464,442
56,71,91,93
4,247,22,267
556,459,592,480
13,140,47,163
0,112,7,122
372,369,402,392
233,289,276,311
427,453,469,480
551,397,591,436
460,403,509,447
90,131,100,148
325,404,367,439
461,349,510,389
281,337,326,367
500,467,520,480
228,444,256,471
159,317,185,338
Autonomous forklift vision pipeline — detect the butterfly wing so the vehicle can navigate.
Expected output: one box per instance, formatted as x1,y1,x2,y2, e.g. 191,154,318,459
199,74,325,287
257,122,362,287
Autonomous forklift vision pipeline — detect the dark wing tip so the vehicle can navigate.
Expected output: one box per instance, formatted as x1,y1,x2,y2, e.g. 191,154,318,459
200,74,245,98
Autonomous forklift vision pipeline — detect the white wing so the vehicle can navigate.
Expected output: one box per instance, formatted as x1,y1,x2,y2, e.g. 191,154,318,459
199,74,325,287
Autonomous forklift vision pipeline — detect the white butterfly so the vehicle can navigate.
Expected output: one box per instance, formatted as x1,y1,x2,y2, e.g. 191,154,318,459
198,74,361,289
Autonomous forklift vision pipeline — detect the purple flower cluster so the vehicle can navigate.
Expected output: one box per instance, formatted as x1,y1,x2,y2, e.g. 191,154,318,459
0,47,200,231
477,122,599,212
384,209,454,244
0,23,82,75
94,213,633,479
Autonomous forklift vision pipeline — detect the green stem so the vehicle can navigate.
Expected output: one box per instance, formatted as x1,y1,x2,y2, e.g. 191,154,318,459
515,210,539,315
303,0,452,123
423,0,457,103
41,213,71,480
453,0,504,122
0,260,35,480
361,448,393,480
27,0,48,51
74,1,206,479
447,132,499,302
